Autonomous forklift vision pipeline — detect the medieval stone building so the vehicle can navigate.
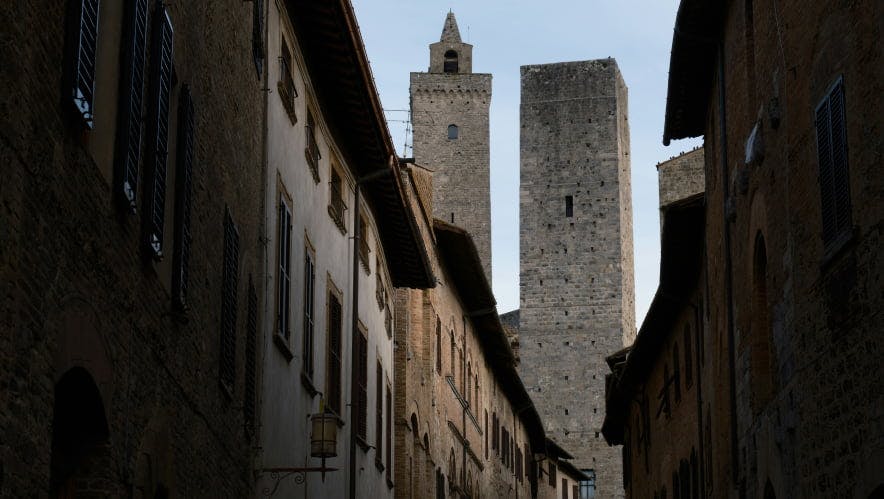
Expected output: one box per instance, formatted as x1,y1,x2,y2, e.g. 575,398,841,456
410,12,493,283
517,59,636,498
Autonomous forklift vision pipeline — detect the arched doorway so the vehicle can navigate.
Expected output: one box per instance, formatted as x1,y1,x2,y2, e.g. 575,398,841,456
49,367,111,497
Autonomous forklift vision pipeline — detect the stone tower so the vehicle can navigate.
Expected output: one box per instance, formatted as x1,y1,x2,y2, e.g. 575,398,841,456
518,60,635,498
410,12,493,282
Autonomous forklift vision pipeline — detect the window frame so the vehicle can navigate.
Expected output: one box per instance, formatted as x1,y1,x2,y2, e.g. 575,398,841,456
325,278,344,418
278,35,298,124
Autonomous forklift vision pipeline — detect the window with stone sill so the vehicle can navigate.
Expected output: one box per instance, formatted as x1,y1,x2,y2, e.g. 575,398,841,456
358,215,370,273
304,110,321,182
328,165,347,233
278,40,298,124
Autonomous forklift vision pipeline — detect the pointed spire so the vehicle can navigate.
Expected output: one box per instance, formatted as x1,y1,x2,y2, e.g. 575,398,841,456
440,11,462,43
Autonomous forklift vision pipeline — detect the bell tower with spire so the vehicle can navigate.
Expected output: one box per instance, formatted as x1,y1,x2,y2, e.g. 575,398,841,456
410,12,493,283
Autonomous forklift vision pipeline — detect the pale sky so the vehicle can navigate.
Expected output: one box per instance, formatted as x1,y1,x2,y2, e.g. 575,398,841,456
351,0,703,325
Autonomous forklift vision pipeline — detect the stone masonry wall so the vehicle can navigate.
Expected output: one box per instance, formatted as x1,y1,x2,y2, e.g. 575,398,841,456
657,147,705,215
0,1,264,496
410,72,493,284
518,59,635,499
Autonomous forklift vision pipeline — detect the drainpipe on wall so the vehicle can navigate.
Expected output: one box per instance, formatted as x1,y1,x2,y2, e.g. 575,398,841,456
717,42,741,487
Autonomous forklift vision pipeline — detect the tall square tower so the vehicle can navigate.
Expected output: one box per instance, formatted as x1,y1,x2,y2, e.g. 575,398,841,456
518,59,635,498
410,13,493,282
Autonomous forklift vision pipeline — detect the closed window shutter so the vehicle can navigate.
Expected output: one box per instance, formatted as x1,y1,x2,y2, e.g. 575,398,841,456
244,277,258,436
143,6,174,259
252,0,264,77
221,209,240,392
815,78,851,247
375,361,383,459
327,295,343,415
385,383,392,480
277,199,292,338
357,332,368,439
114,0,149,211
172,84,194,310
68,0,100,129
303,253,315,377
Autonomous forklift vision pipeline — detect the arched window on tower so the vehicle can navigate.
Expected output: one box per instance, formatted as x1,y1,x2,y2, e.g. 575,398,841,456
448,124,459,140
444,50,459,73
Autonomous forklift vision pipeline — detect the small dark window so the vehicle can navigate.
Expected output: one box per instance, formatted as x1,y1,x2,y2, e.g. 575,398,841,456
305,111,320,180
375,360,384,469
565,195,574,217
114,0,150,212
220,208,240,394
355,327,368,441
358,215,370,270
326,290,343,415
329,167,346,228
673,343,681,403
276,193,293,339
252,0,264,77
448,124,459,140
436,319,442,373
302,249,316,377
279,41,298,124
385,382,393,483
443,50,458,73
67,0,100,129
815,77,852,249
142,6,174,260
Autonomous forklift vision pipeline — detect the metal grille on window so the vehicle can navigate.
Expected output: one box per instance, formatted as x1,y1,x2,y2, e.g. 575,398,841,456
220,209,240,393
326,294,343,415
68,0,100,129
172,84,194,310
815,78,852,248
303,252,315,378
277,197,292,339
244,277,258,436
114,0,149,211
356,331,368,440
143,6,174,259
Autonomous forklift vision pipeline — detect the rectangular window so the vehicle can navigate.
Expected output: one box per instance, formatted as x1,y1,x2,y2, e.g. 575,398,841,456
302,246,316,378
815,77,852,249
375,360,384,469
565,195,574,218
578,469,596,498
356,325,369,442
328,166,346,230
659,364,671,418
548,461,557,487
252,0,264,77
562,478,568,499
484,410,489,459
375,258,386,309
244,277,258,436
142,6,174,259
67,0,100,129
385,306,392,339
276,192,293,340
278,40,298,124
114,0,149,211
673,346,681,403
220,208,240,394
305,111,320,181
358,215,370,271
326,289,343,415
385,381,393,484
172,85,194,310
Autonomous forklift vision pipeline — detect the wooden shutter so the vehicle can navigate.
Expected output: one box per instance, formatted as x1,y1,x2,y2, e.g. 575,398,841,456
277,198,292,338
385,383,392,480
356,331,368,440
815,78,852,247
327,294,342,415
375,361,383,462
220,209,240,392
303,253,315,377
114,0,149,211
244,278,258,436
143,6,174,259
172,84,194,310
68,0,100,129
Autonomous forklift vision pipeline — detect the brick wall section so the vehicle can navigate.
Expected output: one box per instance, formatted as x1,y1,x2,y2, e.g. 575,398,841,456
699,0,883,497
410,67,492,283
0,1,264,496
518,59,635,499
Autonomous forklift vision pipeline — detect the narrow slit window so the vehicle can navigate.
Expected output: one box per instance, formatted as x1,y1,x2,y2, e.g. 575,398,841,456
448,124,458,140
565,195,574,217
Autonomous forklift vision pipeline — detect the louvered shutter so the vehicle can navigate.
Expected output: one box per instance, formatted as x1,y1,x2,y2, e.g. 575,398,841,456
252,0,264,76
277,199,292,339
357,332,368,439
221,209,240,392
816,78,852,248
327,295,342,414
375,361,383,455
244,278,258,436
114,0,149,211
385,383,392,480
172,84,194,310
68,0,100,129
143,6,174,259
303,253,315,377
